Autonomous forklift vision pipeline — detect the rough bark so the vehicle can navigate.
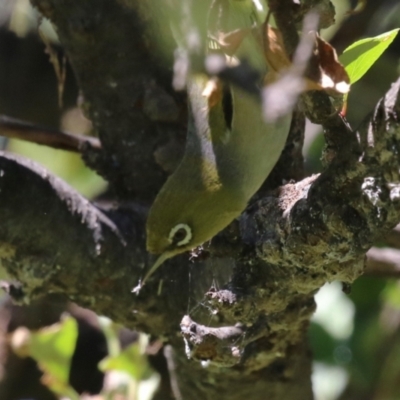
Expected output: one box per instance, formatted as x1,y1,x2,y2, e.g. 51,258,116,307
0,0,399,399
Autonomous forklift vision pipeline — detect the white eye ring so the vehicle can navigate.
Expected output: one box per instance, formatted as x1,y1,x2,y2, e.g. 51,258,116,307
169,223,192,246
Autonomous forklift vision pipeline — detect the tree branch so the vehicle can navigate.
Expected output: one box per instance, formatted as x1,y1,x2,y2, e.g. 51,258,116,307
365,247,400,277
167,96,400,392
31,0,186,202
184,77,400,388
0,152,191,338
0,115,101,152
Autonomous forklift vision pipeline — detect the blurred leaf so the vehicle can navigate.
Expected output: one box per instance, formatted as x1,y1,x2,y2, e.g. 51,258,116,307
348,314,384,388
312,362,349,400
340,29,400,85
11,315,80,399
349,276,386,312
97,318,160,400
99,335,153,381
309,322,338,364
347,277,388,388
373,336,400,400
313,282,355,340
97,316,122,357
382,281,400,309
9,0,38,38
8,140,107,198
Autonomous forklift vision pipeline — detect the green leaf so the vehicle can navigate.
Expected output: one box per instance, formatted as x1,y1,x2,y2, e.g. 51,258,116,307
11,315,80,400
340,29,400,85
97,316,122,357
8,140,107,199
382,280,400,309
99,334,153,380
308,322,338,364
97,320,160,400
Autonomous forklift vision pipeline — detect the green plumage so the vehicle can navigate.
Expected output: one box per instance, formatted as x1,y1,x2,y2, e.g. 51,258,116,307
143,0,291,283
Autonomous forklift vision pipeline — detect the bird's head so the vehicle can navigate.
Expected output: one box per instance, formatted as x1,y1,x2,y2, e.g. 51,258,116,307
145,164,246,281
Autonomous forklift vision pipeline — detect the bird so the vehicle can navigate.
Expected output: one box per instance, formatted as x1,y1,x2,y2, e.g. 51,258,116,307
140,1,292,287
143,76,291,284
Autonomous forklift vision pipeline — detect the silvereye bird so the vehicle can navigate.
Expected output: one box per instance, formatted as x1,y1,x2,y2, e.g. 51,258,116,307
143,74,292,284
141,0,292,286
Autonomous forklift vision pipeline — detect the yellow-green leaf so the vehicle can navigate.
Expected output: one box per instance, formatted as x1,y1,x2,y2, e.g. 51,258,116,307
11,315,79,399
99,335,152,380
340,29,400,85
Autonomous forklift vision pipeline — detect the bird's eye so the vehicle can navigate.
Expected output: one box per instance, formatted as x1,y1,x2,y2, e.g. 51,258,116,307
169,223,192,246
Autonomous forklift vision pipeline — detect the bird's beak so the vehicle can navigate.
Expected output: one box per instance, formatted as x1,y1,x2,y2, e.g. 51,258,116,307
141,251,174,286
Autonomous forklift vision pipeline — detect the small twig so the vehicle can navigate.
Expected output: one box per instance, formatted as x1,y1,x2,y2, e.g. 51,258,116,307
346,0,367,16
180,315,245,366
269,0,360,163
0,115,101,153
267,0,301,57
163,345,183,400
262,12,319,122
365,247,400,278
38,27,67,108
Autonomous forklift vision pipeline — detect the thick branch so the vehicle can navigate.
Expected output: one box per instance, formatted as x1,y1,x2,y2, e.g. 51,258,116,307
168,73,400,392
0,152,190,337
242,78,400,270
191,78,400,375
